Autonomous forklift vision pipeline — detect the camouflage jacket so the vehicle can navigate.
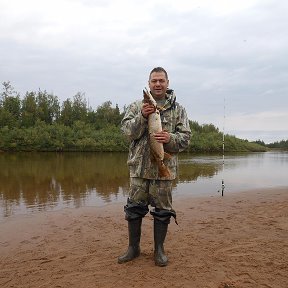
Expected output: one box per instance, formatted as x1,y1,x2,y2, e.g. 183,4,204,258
121,89,191,180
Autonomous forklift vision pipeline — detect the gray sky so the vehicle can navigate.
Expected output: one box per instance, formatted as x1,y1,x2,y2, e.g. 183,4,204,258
1,0,287,143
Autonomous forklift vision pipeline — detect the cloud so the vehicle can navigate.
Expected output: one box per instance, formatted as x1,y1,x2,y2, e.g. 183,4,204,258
227,110,288,131
0,0,287,142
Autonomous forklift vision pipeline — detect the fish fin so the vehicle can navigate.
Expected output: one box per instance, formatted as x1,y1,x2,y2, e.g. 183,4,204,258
164,152,172,160
158,161,171,178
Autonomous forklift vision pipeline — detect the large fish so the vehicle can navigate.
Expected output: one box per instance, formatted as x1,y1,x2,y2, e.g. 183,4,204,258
143,88,171,178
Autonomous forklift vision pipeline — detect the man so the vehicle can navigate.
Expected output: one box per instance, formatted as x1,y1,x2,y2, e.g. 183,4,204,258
118,67,191,266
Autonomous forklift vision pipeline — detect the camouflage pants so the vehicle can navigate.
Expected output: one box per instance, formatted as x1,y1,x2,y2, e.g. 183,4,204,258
124,177,176,223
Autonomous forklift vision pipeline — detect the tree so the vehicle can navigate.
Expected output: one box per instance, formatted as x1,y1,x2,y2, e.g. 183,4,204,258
21,92,37,127
189,120,202,132
72,92,87,122
36,90,60,124
0,81,21,128
60,99,74,126
92,101,122,129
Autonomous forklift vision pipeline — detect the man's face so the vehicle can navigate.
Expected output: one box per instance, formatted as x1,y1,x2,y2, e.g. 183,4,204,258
148,71,169,100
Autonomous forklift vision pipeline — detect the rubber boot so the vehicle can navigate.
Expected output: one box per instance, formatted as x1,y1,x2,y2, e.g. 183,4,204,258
154,218,168,267
118,218,142,264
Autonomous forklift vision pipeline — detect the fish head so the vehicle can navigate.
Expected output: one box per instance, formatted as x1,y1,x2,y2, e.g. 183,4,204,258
143,87,157,107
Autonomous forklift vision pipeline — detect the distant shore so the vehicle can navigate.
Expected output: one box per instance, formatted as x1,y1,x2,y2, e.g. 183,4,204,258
0,186,287,288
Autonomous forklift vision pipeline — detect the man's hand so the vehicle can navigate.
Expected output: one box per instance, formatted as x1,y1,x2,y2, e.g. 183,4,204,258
141,103,155,118
154,131,171,144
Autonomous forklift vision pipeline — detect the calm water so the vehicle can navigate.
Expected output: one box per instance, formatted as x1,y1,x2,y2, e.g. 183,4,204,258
0,151,287,220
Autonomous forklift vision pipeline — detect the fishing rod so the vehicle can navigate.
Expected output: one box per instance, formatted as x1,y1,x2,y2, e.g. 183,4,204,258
218,97,225,196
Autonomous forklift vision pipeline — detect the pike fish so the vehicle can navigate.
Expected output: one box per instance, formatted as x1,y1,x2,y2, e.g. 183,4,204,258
143,88,171,178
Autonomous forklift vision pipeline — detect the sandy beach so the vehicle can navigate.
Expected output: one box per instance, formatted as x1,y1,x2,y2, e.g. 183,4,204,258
0,187,287,288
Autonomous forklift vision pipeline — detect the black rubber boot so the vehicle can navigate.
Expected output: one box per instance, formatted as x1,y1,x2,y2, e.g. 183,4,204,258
118,218,142,264
154,218,169,267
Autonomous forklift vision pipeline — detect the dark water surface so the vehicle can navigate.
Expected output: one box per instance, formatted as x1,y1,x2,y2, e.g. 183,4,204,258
0,151,287,220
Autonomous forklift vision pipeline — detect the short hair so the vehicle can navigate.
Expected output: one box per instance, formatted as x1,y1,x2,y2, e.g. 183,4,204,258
149,67,168,80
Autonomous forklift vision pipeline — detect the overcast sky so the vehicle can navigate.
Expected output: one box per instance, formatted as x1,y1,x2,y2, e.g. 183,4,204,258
1,0,287,143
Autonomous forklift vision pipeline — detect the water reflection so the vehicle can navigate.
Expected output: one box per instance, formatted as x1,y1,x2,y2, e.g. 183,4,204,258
0,152,221,219
1,151,287,219
0,152,131,218
178,158,221,181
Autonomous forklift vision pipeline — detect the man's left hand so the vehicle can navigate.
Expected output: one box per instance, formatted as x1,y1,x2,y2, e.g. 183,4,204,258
153,131,171,143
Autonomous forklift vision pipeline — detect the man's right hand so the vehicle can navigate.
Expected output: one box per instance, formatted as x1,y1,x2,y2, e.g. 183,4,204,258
141,103,156,118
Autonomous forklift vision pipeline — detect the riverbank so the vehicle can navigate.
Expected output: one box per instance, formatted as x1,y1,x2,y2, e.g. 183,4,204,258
0,187,287,288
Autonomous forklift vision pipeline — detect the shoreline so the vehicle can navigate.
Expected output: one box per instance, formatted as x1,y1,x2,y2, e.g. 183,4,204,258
2,185,287,223
1,186,287,288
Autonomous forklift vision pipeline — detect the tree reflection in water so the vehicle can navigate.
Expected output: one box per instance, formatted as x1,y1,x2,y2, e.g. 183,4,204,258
0,152,220,218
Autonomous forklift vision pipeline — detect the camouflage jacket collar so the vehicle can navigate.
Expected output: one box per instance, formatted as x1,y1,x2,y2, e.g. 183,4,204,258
157,89,176,112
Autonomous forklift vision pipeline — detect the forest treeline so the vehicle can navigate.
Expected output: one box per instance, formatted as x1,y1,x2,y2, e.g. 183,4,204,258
0,81,278,152
254,139,288,149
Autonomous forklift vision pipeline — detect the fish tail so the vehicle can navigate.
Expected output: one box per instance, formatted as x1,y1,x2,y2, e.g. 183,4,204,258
158,161,171,178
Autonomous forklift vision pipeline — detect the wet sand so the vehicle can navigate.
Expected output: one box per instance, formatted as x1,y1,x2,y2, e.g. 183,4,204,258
0,187,287,288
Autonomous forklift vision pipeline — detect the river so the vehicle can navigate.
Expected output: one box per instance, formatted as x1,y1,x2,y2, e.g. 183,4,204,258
0,151,287,220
